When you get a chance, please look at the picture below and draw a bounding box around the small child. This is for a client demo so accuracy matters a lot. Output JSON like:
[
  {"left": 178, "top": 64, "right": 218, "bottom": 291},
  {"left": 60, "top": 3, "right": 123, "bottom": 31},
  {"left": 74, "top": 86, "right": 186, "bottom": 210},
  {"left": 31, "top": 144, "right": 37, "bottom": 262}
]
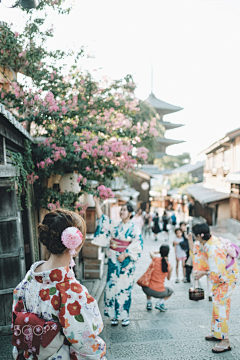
[
  {"left": 173, "top": 228, "right": 187, "bottom": 283},
  {"left": 137, "top": 245, "right": 173, "bottom": 312}
]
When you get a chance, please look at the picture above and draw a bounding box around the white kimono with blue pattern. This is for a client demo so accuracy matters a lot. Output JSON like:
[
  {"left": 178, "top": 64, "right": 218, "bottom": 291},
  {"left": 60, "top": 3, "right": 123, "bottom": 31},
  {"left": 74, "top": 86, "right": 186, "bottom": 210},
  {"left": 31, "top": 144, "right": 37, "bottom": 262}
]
[{"left": 92, "top": 215, "right": 143, "bottom": 320}]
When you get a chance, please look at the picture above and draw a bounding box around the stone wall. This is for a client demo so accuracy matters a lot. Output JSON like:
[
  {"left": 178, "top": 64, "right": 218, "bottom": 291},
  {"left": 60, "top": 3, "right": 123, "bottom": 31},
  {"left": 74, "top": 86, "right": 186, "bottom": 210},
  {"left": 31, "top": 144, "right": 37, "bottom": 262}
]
[{"left": 227, "top": 217, "right": 240, "bottom": 236}]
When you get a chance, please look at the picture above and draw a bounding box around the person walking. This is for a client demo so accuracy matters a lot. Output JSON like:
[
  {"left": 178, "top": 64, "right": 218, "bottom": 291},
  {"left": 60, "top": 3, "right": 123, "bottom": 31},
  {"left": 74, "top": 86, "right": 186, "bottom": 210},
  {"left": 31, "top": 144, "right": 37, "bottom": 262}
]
[
  {"left": 152, "top": 212, "right": 161, "bottom": 241},
  {"left": 173, "top": 228, "right": 187, "bottom": 283},
  {"left": 179, "top": 221, "right": 192, "bottom": 283},
  {"left": 170, "top": 212, "right": 177, "bottom": 228},
  {"left": 188, "top": 223, "right": 239, "bottom": 354},
  {"left": 138, "top": 245, "right": 173, "bottom": 312},
  {"left": 162, "top": 211, "right": 169, "bottom": 241},
  {"left": 143, "top": 210, "right": 152, "bottom": 237},
  {"left": 92, "top": 196, "right": 143, "bottom": 327},
  {"left": 132, "top": 208, "right": 144, "bottom": 232},
  {"left": 12, "top": 209, "right": 106, "bottom": 360}
]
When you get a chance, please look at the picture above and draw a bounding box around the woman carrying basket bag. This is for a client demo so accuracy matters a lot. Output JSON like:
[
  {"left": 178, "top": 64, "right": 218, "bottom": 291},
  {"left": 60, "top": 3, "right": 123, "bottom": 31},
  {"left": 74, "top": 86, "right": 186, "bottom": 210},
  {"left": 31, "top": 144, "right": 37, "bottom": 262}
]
[{"left": 187, "top": 223, "right": 239, "bottom": 354}]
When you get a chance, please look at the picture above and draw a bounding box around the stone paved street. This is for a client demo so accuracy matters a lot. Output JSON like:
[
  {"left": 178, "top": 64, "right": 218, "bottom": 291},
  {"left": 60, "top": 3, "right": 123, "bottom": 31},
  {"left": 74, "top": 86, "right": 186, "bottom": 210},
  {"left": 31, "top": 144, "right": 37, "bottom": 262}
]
[{"left": 99, "top": 229, "right": 240, "bottom": 360}]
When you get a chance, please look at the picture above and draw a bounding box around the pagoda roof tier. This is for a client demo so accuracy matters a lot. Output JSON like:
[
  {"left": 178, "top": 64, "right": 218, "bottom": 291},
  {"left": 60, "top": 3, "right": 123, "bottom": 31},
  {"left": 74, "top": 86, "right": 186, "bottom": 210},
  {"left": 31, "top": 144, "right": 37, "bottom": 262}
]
[
  {"left": 145, "top": 93, "right": 183, "bottom": 116},
  {"left": 159, "top": 120, "right": 184, "bottom": 130},
  {"left": 156, "top": 137, "right": 185, "bottom": 146}
]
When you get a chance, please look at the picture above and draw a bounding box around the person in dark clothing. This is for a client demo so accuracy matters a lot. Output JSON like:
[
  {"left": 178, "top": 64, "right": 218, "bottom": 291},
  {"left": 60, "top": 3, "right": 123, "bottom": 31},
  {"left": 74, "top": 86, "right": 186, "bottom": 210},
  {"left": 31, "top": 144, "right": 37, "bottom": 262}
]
[
  {"left": 179, "top": 221, "right": 192, "bottom": 282},
  {"left": 162, "top": 211, "right": 169, "bottom": 241},
  {"left": 171, "top": 213, "right": 177, "bottom": 227},
  {"left": 152, "top": 213, "right": 161, "bottom": 241}
]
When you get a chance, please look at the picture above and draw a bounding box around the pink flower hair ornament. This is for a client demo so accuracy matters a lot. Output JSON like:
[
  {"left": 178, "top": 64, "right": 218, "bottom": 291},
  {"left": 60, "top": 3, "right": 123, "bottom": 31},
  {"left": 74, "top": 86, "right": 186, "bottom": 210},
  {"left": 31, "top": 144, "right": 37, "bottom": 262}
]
[
  {"left": 201, "top": 233, "right": 204, "bottom": 237},
  {"left": 61, "top": 227, "right": 83, "bottom": 268}
]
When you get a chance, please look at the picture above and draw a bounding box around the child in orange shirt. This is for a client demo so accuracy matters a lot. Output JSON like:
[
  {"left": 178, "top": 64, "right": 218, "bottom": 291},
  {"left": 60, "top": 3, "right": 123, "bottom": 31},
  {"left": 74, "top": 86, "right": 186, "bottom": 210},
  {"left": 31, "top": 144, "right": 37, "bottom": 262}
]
[{"left": 141, "top": 245, "right": 173, "bottom": 311}]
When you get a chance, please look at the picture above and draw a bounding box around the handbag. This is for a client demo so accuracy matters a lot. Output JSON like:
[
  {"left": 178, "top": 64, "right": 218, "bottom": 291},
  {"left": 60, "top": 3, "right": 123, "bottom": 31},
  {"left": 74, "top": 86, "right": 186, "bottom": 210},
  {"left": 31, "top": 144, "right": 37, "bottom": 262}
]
[
  {"left": 179, "top": 237, "right": 189, "bottom": 251},
  {"left": 137, "top": 261, "right": 155, "bottom": 287},
  {"left": 189, "top": 279, "right": 204, "bottom": 301}
]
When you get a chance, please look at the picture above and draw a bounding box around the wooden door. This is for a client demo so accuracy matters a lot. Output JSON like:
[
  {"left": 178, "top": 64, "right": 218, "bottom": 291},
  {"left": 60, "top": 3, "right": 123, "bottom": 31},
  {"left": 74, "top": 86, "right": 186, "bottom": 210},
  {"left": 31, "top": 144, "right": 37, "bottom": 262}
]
[{"left": 0, "top": 179, "right": 26, "bottom": 334}]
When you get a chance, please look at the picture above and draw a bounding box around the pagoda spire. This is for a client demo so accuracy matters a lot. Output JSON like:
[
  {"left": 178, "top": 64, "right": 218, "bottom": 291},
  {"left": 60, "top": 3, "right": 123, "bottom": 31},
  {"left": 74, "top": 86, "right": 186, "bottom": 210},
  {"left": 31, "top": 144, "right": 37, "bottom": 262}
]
[{"left": 145, "top": 84, "right": 185, "bottom": 158}]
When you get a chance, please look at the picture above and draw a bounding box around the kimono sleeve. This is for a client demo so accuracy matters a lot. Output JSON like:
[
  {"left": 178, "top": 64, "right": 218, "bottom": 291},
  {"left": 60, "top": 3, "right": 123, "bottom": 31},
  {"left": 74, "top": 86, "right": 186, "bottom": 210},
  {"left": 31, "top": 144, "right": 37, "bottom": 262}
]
[
  {"left": 92, "top": 214, "right": 113, "bottom": 247},
  {"left": 125, "top": 223, "right": 143, "bottom": 262},
  {"left": 192, "top": 242, "right": 209, "bottom": 272},
  {"left": 205, "top": 243, "right": 229, "bottom": 284},
  {"left": 12, "top": 271, "right": 30, "bottom": 311},
  {"left": 60, "top": 282, "right": 106, "bottom": 360}
]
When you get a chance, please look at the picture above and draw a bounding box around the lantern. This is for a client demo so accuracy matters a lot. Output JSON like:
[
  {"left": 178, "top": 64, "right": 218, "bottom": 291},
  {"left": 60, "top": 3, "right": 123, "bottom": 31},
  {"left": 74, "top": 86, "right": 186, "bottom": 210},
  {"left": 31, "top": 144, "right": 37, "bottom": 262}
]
[
  {"left": 20, "top": 0, "right": 39, "bottom": 9},
  {"left": 59, "top": 173, "right": 81, "bottom": 194}
]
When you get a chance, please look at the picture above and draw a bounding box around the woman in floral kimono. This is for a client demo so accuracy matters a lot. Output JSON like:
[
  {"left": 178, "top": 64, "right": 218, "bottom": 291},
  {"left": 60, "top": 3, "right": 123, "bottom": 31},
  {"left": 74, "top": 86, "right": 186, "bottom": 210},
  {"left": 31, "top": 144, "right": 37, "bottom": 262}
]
[
  {"left": 12, "top": 209, "right": 106, "bottom": 360},
  {"left": 188, "top": 223, "right": 239, "bottom": 354},
  {"left": 92, "top": 196, "right": 143, "bottom": 327}
]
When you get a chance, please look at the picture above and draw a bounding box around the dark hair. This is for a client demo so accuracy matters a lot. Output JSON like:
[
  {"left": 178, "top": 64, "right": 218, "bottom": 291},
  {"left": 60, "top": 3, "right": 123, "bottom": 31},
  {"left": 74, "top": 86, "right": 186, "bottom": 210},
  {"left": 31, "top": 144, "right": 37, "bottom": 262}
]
[
  {"left": 155, "top": 212, "right": 159, "bottom": 216},
  {"left": 163, "top": 211, "right": 167, "bottom": 215},
  {"left": 179, "top": 221, "right": 187, "bottom": 227},
  {"left": 121, "top": 203, "right": 134, "bottom": 219},
  {"left": 38, "top": 209, "right": 86, "bottom": 255},
  {"left": 174, "top": 227, "right": 183, "bottom": 235},
  {"left": 192, "top": 223, "right": 211, "bottom": 241},
  {"left": 160, "top": 245, "right": 169, "bottom": 273}
]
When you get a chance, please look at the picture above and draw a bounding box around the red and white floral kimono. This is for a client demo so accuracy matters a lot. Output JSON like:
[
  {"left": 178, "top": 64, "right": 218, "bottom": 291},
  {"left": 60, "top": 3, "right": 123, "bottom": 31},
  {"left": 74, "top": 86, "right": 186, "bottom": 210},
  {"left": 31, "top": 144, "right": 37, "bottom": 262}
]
[{"left": 12, "top": 261, "right": 106, "bottom": 360}]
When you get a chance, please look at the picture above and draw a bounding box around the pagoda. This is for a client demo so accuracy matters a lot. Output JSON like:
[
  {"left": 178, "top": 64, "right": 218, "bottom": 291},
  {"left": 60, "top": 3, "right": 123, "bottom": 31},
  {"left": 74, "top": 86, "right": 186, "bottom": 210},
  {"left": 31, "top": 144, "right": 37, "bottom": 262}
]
[{"left": 145, "top": 92, "right": 184, "bottom": 158}]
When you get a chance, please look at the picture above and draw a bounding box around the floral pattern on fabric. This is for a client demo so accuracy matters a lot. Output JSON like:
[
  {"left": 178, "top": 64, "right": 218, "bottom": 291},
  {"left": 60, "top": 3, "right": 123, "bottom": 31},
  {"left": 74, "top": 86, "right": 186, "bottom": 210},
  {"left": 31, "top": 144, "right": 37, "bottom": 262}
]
[
  {"left": 193, "top": 236, "right": 239, "bottom": 339},
  {"left": 12, "top": 261, "right": 106, "bottom": 360},
  {"left": 92, "top": 214, "right": 143, "bottom": 319}
]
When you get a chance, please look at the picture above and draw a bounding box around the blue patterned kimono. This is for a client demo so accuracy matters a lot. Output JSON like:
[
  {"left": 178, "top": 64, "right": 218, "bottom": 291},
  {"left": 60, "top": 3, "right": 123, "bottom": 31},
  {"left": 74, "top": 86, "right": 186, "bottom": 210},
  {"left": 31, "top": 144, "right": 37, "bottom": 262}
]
[{"left": 92, "top": 215, "right": 143, "bottom": 319}]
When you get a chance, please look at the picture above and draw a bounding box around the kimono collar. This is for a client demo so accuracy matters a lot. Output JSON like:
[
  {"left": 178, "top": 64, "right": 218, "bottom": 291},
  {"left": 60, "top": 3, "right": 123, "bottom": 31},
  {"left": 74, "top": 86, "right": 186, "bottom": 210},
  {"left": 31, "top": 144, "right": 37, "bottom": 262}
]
[{"left": 30, "top": 261, "right": 75, "bottom": 284}]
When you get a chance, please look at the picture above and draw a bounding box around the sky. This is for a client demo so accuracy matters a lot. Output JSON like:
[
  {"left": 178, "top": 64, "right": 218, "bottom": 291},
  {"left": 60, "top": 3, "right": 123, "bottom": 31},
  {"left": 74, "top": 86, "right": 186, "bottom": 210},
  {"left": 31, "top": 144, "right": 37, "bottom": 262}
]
[{"left": 2, "top": 0, "right": 240, "bottom": 163}]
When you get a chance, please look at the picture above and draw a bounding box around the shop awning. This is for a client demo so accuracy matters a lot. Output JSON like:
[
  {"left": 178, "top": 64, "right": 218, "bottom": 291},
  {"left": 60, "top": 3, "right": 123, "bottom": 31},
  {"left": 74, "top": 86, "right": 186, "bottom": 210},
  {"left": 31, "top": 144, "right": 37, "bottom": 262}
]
[{"left": 187, "top": 183, "right": 230, "bottom": 205}]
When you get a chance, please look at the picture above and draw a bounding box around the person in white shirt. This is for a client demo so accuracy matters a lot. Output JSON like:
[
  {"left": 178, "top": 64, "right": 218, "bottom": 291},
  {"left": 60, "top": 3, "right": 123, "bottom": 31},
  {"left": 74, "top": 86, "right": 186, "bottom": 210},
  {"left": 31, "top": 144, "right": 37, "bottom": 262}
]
[
  {"left": 132, "top": 208, "right": 144, "bottom": 232},
  {"left": 173, "top": 228, "right": 187, "bottom": 283}
]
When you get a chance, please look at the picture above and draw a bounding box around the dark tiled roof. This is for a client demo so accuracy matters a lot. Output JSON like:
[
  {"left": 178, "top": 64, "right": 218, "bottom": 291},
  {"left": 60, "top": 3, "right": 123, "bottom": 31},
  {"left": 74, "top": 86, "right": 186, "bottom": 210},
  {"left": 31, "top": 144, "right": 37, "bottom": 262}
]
[
  {"left": 145, "top": 93, "right": 183, "bottom": 115},
  {"left": 187, "top": 183, "right": 229, "bottom": 204},
  {"left": 0, "top": 103, "right": 34, "bottom": 142}
]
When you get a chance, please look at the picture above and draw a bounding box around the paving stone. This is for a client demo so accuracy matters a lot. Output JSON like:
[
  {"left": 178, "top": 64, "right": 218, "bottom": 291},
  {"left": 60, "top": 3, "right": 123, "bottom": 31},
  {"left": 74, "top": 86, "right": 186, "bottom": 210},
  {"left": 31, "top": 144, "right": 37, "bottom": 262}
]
[
  {"left": 0, "top": 335, "right": 13, "bottom": 360},
  {"left": 107, "top": 341, "right": 164, "bottom": 359},
  {"left": 106, "top": 328, "right": 173, "bottom": 343}
]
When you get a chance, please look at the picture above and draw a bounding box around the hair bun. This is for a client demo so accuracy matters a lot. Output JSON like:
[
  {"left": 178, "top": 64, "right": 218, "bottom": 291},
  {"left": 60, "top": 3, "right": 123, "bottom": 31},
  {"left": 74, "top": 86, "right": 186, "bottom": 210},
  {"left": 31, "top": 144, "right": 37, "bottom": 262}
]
[
  {"left": 38, "top": 209, "right": 86, "bottom": 255},
  {"left": 38, "top": 223, "right": 49, "bottom": 246}
]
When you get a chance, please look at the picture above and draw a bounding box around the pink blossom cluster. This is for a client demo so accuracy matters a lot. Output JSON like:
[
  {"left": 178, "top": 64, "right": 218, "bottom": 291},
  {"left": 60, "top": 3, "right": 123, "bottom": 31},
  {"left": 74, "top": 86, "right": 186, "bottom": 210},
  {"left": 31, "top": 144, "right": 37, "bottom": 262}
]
[
  {"left": 47, "top": 201, "right": 60, "bottom": 211},
  {"left": 137, "top": 147, "right": 149, "bottom": 161},
  {"left": 124, "top": 99, "right": 140, "bottom": 112},
  {"left": 51, "top": 144, "right": 67, "bottom": 161},
  {"left": 97, "top": 185, "right": 114, "bottom": 200},
  {"left": 76, "top": 175, "right": 87, "bottom": 186},
  {"left": 74, "top": 202, "right": 89, "bottom": 215},
  {"left": 37, "top": 144, "right": 66, "bottom": 169},
  {"left": 26, "top": 172, "right": 39, "bottom": 184}
]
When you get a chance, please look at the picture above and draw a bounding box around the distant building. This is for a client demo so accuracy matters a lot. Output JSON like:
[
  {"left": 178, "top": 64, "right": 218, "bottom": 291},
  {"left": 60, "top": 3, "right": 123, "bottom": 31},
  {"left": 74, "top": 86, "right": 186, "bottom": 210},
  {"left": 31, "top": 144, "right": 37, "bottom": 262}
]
[
  {"left": 187, "top": 127, "right": 240, "bottom": 227},
  {"left": 145, "top": 93, "right": 185, "bottom": 158}
]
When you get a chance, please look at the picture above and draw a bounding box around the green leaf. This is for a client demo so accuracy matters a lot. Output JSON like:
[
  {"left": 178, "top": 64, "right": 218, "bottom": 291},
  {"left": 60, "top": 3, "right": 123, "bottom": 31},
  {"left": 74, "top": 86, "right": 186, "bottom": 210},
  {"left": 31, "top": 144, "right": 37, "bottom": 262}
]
[
  {"left": 52, "top": 314, "right": 58, "bottom": 322},
  {"left": 92, "top": 324, "right": 97, "bottom": 331},
  {"left": 61, "top": 303, "right": 65, "bottom": 308},
  {"left": 27, "top": 275, "right": 32, "bottom": 282},
  {"left": 49, "top": 287, "right": 56, "bottom": 295},
  {"left": 74, "top": 314, "right": 84, "bottom": 322}
]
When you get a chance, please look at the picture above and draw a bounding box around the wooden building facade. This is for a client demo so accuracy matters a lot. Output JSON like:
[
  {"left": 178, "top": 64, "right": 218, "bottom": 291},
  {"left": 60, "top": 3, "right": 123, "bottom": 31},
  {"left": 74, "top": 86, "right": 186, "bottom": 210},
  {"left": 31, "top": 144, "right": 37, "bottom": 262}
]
[{"left": 0, "top": 104, "right": 38, "bottom": 334}]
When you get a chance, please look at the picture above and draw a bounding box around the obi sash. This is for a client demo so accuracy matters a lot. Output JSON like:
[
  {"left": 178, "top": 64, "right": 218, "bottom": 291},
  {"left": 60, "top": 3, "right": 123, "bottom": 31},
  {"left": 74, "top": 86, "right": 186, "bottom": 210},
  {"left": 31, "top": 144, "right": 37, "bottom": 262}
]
[
  {"left": 12, "top": 300, "right": 62, "bottom": 360},
  {"left": 226, "top": 243, "right": 240, "bottom": 269},
  {"left": 110, "top": 238, "right": 131, "bottom": 252}
]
